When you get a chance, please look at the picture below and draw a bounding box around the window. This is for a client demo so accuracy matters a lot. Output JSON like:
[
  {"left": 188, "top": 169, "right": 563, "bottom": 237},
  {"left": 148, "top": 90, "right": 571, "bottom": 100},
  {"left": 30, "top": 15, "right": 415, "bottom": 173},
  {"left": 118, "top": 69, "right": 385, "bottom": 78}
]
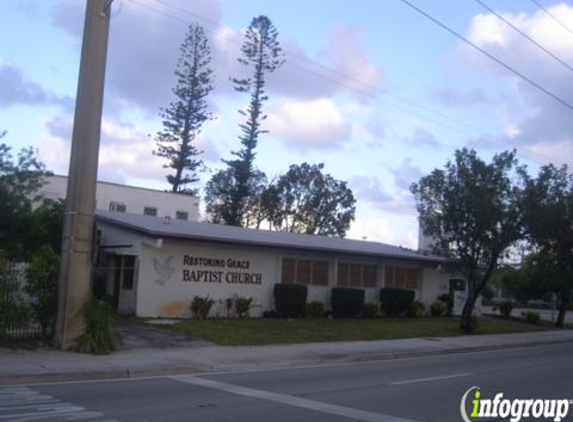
[
  {"left": 144, "top": 207, "right": 157, "bottom": 216},
  {"left": 114, "top": 255, "right": 136, "bottom": 290},
  {"left": 282, "top": 259, "right": 296, "bottom": 284},
  {"left": 281, "top": 259, "right": 329, "bottom": 286},
  {"left": 337, "top": 263, "right": 378, "bottom": 288},
  {"left": 385, "top": 266, "right": 421, "bottom": 290},
  {"left": 176, "top": 211, "right": 188, "bottom": 220},
  {"left": 109, "top": 201, "right": 126, "bottom": 213}
]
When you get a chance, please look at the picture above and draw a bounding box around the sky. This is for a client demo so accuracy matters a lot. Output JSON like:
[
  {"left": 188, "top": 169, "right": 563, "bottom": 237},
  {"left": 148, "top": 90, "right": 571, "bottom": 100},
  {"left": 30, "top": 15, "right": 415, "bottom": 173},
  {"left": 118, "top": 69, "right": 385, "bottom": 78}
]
[{"left": 1, "top": 0, "right": 572, "bottom": 249}]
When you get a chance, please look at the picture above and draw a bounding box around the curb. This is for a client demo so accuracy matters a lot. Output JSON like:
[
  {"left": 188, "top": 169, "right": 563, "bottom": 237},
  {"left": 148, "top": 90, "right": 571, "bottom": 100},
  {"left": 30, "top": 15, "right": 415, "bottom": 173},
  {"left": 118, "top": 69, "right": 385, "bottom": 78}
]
[{"left": 2, "top": 338, "right": 573, "bottom": 385}]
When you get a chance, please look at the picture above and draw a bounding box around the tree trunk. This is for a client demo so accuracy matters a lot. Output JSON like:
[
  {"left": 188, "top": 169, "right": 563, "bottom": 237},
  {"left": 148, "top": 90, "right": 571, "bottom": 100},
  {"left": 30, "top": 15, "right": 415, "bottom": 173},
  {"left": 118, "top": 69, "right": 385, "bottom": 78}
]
[
  {"left": 460, "top": 284, "right": 479, "bottom": 333},
  {"left": 555, "top": 288, "right": 570, "bottom": 328}
]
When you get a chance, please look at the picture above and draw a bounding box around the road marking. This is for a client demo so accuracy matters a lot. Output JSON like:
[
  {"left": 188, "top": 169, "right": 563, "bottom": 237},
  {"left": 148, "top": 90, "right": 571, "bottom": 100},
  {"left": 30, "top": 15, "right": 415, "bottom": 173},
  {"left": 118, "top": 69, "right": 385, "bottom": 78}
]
[
  {"left": 0, "top": 387, "right": 121, "bottom": 421},
  {"left": 390, "top": 372, "right": 471, "bottom": 385},
  {"left": 8, "top": 342, "right": 572, "bottom": 388},
  {"left": 171, "top": 375, "right": 425, "bottom": 422}
]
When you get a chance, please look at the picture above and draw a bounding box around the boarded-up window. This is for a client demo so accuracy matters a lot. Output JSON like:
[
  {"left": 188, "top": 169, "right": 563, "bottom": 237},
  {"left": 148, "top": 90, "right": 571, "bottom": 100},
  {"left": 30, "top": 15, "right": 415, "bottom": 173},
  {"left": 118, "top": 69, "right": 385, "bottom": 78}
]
[
  {"left": 297, "top": 260, "right": 311, "bottom": 285},
  {"left": 349, "top": 264, "right": 361, "bottom": 287},
  {"left": 363, "top": 265, "right": 377, "bottom": 288},
  {"left": 385, "top": 266, "right": 421, "bottom": 290},
  {"left": 282, "top": 259, "right": 295, "bottom": 284},
  {"left": 312, "top": 261, "right": 329, "bottom": 286},
  {"left": 283, "top": 259, "right": 329, "bottom": 286},
  {"left": 337, "top": 263, "right": 349, "bottom": 287},
  {"left": 338, "top": 262, "right": 378, "bottom": 288}
]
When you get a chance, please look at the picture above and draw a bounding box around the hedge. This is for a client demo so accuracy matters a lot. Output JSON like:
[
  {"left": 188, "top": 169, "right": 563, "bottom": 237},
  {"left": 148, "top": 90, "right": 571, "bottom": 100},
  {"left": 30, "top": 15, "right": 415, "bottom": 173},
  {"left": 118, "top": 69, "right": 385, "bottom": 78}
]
[
  {"left": 379, "top": 288, "right": 415, "bottom": 317},
  {"left": 274, "top": 284, "right": 307, "bottom": 317},
  {"left": 331, "top": 288, "right": 365, "bottom": 318}
]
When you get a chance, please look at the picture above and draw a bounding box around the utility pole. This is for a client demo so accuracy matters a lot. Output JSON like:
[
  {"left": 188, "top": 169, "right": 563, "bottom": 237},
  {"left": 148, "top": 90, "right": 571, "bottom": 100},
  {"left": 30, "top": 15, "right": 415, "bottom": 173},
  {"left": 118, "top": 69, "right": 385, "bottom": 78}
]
[{"left": 55, "top": 0, "right": 113, "bottom": 350}]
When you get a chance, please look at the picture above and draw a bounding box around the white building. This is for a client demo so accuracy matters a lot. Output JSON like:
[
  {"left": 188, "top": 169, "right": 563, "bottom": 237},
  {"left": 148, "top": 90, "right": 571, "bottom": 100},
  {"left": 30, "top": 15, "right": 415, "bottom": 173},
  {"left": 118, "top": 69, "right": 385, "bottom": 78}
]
[
  {"left": 95, "top": 211, "right": 466, "bottom": 318},
  {"left": 39, "top": 175, "right": 200, "bottom": 222}
]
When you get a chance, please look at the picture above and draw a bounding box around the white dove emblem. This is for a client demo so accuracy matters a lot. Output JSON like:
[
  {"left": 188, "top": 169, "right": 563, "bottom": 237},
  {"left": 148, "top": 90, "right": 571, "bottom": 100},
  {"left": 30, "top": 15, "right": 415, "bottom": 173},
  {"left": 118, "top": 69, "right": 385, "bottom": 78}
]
[{"left": 153, "top": 256, "right": 175, "bottom": 286}]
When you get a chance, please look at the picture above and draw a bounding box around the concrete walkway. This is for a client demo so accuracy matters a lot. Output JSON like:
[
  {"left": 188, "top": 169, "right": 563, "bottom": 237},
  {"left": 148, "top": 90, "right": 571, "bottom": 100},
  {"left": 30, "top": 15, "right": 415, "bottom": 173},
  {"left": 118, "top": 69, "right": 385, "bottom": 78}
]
[{"left": 2, "top": 329, "right": 573, "bottom": 384}]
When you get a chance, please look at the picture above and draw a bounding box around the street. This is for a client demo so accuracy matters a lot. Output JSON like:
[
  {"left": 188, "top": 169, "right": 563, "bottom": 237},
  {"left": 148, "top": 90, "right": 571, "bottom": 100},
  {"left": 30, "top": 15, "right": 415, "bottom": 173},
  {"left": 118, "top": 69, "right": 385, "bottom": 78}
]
[{"left": 2, "top": 342, "right": 573, "bottom": 422}]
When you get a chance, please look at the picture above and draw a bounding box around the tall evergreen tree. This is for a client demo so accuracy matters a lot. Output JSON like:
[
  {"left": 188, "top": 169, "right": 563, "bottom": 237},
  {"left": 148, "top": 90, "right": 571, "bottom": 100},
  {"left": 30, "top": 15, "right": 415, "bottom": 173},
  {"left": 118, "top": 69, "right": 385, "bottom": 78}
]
[
  {"left": 221, "top": 15, "right": 284, "bottom": 226},
  {"left": 155, "top": 24, "right": 214, "bottom": 195}
]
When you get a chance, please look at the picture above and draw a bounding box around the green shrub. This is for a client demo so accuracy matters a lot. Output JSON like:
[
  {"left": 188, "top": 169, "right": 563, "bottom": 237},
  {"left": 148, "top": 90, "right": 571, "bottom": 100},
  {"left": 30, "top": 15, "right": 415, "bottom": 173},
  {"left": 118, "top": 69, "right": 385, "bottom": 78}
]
[
  {"left": 379, "top": 288, "right": 415, "bottom": 317},
  {"left": 331, "top": 288, "right": 365, "bottom": 318},
  {"left": 499, "top": 301, "right": 514, "bottom": 319},
  {"left": 306, "top": 301, "right": 325, "bottom": 318},
  {"left": 430, "top": 300, "right": 448, "bottom": 317},
  {"left": 190, "top": 296, "right": 214, "bottom": 319},
  {"left": 24, "top": 245, "right": 59, "bottom": 341},
  {"left": 524, "top": 310, "right": 540, "bottom": 324},
  {"left": 73, "top": 298, "right": 119, "bottom": 354},
  {"left": 361, "top": 302, "right": 380, "bottom": 318},
  {"left": 437, "top": 293, "right": 453, "bottom": 316},
  {"left": 274, "top": 284, "right": 308, "bottom": 317},
  {"left": 407, "top": 300, "right": 426, "bottom": 318},
  {"left": 232, "top": 296, "right": 254, "bottom": 318}
]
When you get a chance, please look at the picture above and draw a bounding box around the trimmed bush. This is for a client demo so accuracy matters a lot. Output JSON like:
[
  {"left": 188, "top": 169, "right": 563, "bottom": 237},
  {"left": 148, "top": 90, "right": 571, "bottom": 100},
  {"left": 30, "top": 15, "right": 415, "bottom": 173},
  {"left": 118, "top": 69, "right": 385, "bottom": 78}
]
[
  {"left": 361, "top": 302, "right": 380, "bottom": 318},
  {"left": 306, "top": 301, "right": 325, "bottom": 318},
  {"left": 430, "top": 300, "right": 448, "bottom": 317},
  {"left": 190, "top": 296, "right": 214, "bottom": 319},
  {"left": 524, "top": 310, "right": 540, "bottom": 325},
  {"left": 499, "top": 301, "right": 514, "bottom": 319},
  {"left": 331, "top": 288, "right": 365, "bottom": 318},
  {"left": 437, "top": 293, "right": 453, "bottom": 316},
  {"left": 379, "top": 288, "right": 415, "bottom": 317},
  {"left": 232, "top": 296, "right": 254, "bottom": 318},
  {"left": 407, "top": 300, "right": 426, "bottom": 318},
  {"left": 274, "top": 284, "right": 307, "bottom": 317}
]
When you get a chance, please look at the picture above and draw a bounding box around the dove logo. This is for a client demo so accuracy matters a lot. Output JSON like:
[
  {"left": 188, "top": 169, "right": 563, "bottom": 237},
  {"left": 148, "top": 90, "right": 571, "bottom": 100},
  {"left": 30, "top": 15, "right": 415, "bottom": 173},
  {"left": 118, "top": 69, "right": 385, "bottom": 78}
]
[{"left": 153, "top": 256, "right": 175, "bottom": 286}]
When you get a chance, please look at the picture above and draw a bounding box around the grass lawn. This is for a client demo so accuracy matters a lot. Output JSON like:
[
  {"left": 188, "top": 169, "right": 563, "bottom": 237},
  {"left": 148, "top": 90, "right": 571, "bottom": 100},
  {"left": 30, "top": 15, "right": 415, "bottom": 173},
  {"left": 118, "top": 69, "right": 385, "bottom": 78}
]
[{"left": 164, "top": 316, "right": 545, "bottom": 346}]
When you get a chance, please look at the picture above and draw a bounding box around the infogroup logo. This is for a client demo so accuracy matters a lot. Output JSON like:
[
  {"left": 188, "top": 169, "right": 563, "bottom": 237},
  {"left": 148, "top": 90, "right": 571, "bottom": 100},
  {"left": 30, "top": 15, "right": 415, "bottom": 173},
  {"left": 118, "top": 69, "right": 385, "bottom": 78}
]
[{"left": 460, "top": 386, "right": 572, "bottom": 422}]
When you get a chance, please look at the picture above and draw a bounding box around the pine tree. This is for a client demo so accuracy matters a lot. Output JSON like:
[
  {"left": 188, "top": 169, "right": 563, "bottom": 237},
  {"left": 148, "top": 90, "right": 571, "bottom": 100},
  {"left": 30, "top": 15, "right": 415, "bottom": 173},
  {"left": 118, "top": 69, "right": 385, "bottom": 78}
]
[
  {"left": 223, "top": 15, "right": 284, "bottom": 225},
  {"left": 155, "top": 24, "right": 214, "bottom": 195}
]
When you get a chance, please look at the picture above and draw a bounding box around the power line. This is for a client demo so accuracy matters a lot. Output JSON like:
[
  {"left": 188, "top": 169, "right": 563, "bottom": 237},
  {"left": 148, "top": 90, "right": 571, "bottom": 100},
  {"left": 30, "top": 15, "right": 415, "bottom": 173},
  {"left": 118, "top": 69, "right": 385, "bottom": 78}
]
[
  {"left": 284, "top": 60, "right": 473, "bottom": 137},
  {"left": 123, "top": 0, "right": 485, "bottom": 136},
  {"left": 472, "top": 0, "right": 573, "bottom": 75},
  {"left": 528, "top": 0, "right": 573, "bottom": 37},
  {"left": 396, "top": 0, "right": 573, "bottom": 111}
]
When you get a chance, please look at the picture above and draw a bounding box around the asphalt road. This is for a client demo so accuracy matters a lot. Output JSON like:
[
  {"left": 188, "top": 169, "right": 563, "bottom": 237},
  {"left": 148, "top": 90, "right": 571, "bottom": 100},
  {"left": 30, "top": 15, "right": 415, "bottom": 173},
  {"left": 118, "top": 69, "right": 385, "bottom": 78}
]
[{"left": 2, "top": 343, "right": 573, "bottom": 422}]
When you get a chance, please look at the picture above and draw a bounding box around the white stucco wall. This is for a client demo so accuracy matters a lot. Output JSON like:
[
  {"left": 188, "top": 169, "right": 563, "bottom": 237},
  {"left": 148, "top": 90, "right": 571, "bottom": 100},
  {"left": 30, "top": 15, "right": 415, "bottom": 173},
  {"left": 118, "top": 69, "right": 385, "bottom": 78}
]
[
  {"left": 421, "top": 267, "right": 450, "bottom": 305},
  {"left": 39, "top": 175, "right": 200, "bottom": 221},
  {"left": 96, "top": 222, "right": 458, "bottom": 318},
  {"left": 137, "top": 240, "right": 281, "bottom": 318}
]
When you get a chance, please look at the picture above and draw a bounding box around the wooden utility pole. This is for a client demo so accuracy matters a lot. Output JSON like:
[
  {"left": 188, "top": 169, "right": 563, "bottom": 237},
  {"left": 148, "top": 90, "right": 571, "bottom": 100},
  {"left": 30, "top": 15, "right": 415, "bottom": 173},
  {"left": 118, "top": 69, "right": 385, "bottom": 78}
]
[{"left": 55, "top": 0, "right": 113, "bottom": 350}]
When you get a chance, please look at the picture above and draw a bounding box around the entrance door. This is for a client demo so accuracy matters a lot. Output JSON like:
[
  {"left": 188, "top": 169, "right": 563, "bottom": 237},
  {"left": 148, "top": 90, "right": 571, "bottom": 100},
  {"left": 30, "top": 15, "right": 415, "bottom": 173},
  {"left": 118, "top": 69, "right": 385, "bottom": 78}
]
[{"left": 112, "top": 255, "right": 138, "bottom": 315}]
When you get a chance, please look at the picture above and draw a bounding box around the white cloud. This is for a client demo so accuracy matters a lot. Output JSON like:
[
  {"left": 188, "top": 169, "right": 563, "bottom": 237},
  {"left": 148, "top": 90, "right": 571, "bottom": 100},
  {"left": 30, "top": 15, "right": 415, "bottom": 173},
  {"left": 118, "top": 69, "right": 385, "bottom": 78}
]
[
  {"left": 349, "top": 175, "right": 416, "bottom": 215},
  {"left": 38, "top": 113, "right": 219, "bottom": 185},
  {"left": 347, "top": 216, "right": 395, "bottom": 245},
  {"left": 460, "top": 4, "right": 573, "bottom": 166},
  {"left": 266, "top": 98, "right": 351, "bottom": 149}
]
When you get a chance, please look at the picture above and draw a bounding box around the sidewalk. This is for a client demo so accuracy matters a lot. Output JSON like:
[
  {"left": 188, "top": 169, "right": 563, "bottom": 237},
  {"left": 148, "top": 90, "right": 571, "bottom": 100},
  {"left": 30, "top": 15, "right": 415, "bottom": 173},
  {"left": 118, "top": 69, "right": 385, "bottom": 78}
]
[{"left": 2, "top": 330, "right": 573, "bottom": 384}]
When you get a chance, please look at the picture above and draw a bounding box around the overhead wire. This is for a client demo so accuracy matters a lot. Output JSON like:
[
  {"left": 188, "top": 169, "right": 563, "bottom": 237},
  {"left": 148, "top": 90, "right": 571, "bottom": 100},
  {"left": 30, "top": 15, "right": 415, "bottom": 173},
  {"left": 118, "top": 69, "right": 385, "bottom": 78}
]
[
  {"left": 122, "top": 0, "right": 485, "bottom": 137},
  {"left": 396, "top": 0, "right": 573, "bottom": 111},
  {"left": 528, "top": 0, "right": 573, "bottom": 37},
  {"left": 472, "top": 0, "right": 573, "bottom": 75}
]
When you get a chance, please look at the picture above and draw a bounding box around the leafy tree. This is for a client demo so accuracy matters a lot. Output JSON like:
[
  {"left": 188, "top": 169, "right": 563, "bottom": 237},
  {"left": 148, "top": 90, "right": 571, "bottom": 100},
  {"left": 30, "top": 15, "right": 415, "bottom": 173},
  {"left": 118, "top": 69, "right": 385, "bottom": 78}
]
[
  {"left": 154, "top": 24, "right": 214, "bottom": 195},
  {"left": 222, "top": 15, "right": 285, "bottom": 226},
  {"left": 266, "top": 163, "right": 356, "bottom": 237},
  {"left": 410, "top": 148, "right": 523, "bottom": 332},
  {"left": 522, "top": 164, "right": 572, "bottom": 327},
  {"left": 0, "top": 136, "right": 51, "bottom": 259},
  {"left": 204, "top": 167, "right": 268, "bottom": 226}
]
